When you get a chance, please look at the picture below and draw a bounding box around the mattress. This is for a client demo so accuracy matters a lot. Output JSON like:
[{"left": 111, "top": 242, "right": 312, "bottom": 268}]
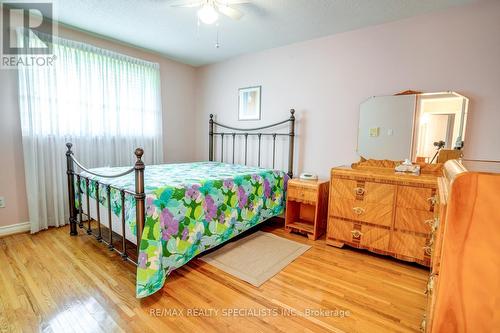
[{"left": 76, "top": 161, "right": 288, "bottom": 297}]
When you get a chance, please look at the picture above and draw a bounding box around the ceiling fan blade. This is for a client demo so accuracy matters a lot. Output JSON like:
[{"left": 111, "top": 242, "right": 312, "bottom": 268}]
[
  {"left": 170, "top": 1, "right": 201, "bottom": 8},
  {"left": 217, "top": 4, "right": 243, "bottom": 20},
  {"left": 219, "top": 1, "right": 251, "bottom": 4}
]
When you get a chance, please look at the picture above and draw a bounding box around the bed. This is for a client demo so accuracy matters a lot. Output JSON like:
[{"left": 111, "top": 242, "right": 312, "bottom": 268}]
[{"left": 66, "top": 110, "right": 296, "bottom": 297}]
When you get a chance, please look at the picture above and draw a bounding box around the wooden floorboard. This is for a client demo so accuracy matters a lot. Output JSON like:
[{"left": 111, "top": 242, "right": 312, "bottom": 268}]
[{"left": 0, "top": 220, "right": 428, "bottom": 333}]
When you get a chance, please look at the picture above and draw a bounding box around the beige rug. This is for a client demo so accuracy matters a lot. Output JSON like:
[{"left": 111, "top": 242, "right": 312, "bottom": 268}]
[{"left": 199, "top": 231, "right": 311, "bottom": 287}]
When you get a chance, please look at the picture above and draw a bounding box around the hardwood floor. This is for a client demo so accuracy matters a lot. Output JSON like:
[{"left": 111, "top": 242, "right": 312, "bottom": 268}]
[{"left": 0, "top": 220, "right": 428, "bottom": 333}]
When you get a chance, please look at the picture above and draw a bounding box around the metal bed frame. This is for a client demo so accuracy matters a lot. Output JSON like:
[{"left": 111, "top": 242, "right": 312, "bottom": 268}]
[{"left": 66, "top": 109, "right": 296, "bottom": 264}]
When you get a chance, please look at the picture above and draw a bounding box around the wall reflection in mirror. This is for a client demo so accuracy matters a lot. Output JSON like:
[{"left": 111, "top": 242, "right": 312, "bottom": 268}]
[{"left": 357, "top": 91, "right": 469, "bottom": 163}]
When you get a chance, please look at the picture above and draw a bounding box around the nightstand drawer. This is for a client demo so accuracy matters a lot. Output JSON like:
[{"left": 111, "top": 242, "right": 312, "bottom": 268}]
[
  {"left": 287, "top": 185, "right": 317, "bottom": 203},
  {"left": 331, "top": 197, "right": 393, "bottom": 227},
  {"left": 330, "top": 178, "right": 395, "bottom": 205}
]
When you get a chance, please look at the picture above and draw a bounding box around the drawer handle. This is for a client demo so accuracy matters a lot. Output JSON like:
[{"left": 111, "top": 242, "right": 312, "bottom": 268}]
[
  {"left": 352, "top": 207, "right": 365, "bottom": 215},
  {"left": 423, "top": 245, "right": 432, "bottom": 256},
  {"left": 420, "top": 316, "right": 427, "bottom": 332},
  {"left": 427, "top": 196, "right": 437, "bottom": 206},
  {"left": 424, "top": 218, "right": 439, "bottom": 232},
  {"left": 351, "top": 230, "right": 363, "bottom": 239},
  {"left": 354, "top": 187, "right": 365, "bottom": 195},
  {"left": 424, "top": 219, "right": 434, "bottom": 226},
  {"left": 425, "top": 274, "right": 435, "bottom": 295}
]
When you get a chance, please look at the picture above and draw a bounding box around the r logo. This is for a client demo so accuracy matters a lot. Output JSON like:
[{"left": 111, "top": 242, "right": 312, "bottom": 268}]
[{"left": 1, "top": 2, "right": 53, "bottom": 55}]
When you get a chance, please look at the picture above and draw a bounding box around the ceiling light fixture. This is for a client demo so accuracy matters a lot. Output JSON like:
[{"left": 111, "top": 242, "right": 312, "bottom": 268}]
[{"left": 198, "top": 3, "right": 219, "bottom": 24}]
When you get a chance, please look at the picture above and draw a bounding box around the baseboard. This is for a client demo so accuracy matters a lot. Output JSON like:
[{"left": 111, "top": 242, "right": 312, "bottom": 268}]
[{"left": 0, "top": 222, "right": 30, "bottom": 237}]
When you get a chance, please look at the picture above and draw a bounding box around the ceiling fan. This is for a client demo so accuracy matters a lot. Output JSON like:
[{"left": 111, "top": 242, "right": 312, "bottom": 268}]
[{"left": 170, "top": 0, "right": 250, "bottom": 25}]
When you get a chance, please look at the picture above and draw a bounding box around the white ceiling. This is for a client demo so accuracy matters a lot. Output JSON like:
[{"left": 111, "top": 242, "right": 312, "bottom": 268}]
[{"left": 44, "top": 0, "right": 477, "bottom": 66}]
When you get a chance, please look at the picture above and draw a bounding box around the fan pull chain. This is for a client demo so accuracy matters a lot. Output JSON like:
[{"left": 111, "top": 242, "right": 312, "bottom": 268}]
[{"left": 215, "top": 22, "right": 220, "bottom": 48}]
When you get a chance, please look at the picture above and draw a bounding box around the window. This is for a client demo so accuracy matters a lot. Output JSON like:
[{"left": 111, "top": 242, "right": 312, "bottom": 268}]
[
  {"left": 17, "top": 30, "right": 163, "bottom": 232},
  {"left": 18, "top": 31, "right": 163, "bottom": 139}
]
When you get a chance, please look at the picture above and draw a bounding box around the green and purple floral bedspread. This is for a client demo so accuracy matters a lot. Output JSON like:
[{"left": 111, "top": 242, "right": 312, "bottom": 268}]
[{"left": 76, "top": 162, "right": 288, "bottom": 297}]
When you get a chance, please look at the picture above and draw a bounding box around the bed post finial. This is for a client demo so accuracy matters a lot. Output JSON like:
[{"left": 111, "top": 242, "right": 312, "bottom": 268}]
[
  {"left": 134, "top": 148, "right": 145, "bottom": 257},
  {"left": 287, "top": 109, "right": 296, "bottom": 179},
  {"left": 135, "top": 148, "right": 144, "bottom": 162},
  {"left": 209, "top": 114, "right": 214, "bottom": 161},
  {"left": 66, "top": 142, "right": 78, "bottom": 236}
]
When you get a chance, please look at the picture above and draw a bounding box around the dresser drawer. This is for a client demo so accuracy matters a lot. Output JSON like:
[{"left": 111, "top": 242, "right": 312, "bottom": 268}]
[
  {"left": 395, "top": 207, "right": 434, "bottom": 234},
  {"left": 328, "top": 218, "right": 390, "bottom": 252},
  {"left": 330, "top": 178, "right": 395, "bottom": 205},
  {"left": 389, "top": 231, "right": 431, "bottom": 262},
  {"left": 397, "top": 186, "right": 436, "bottom": 211},
  {"left": 331, "top": 197, "right": 393, "bottom": 227},
  {"left": 330, "top": 178, "right": 357, "bottom": 200},
  {"left": 287, "top": 184, "right": 317, "bottom": 204}
]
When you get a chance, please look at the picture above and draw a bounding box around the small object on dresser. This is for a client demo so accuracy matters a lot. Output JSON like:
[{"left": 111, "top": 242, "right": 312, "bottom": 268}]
[
  {"left": 395, "top": 159, "right": 420, "bottom": 175},
  {"left": 285, "top": 178, "right": 329, "bottom": 240},
  {"left": 299, "top": 172, "right": 318, "bottom": 181}
]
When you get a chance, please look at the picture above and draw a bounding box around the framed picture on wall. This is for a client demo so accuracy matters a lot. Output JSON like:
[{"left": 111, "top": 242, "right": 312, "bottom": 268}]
[{"left": 238, "top": 86, "right": 261, "bottom": 120}]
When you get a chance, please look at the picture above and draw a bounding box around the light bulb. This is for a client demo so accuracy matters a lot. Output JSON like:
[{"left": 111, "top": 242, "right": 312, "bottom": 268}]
[{"left": 198, "top": 4, "right": 219, "bottom": 24}]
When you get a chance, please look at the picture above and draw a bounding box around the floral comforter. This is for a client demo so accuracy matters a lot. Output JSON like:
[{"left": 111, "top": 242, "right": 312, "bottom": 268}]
[{"left": 77, "top": 162, "right": 288, "bottom": 297}]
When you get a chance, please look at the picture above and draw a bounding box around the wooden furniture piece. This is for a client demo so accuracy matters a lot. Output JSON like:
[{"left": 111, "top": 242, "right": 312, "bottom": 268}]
[
  {"left": 285, "top": 179, "right": 329, "bottom": 240},
  {"left": 421, "top": 159, "right": 500, "bottom": 332},
  {"left": 436, "top": 149, "right": 462, "bottom": 163},
  {"left": 327, "top": 165, "right": 439, "bottom": 266}
]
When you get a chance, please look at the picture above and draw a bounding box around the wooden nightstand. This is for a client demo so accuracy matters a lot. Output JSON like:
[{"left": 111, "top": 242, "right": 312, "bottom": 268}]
[{"left": 285, "top": 178, "right": 329, "bottom": 240}]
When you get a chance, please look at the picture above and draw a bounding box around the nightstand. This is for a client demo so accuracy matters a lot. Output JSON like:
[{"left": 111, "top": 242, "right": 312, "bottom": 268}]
[{"left": 285, "top": 178, "right": 329, "bottom": 240}]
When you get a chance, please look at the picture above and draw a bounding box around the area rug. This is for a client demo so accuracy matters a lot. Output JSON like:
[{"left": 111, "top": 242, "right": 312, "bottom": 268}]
[{"left": 199, "top": 231, "right": 311, "bottom": 287}]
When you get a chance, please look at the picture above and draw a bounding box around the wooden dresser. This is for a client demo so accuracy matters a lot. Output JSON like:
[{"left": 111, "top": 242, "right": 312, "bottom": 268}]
[
  {"left": 327, "top": 166, "right": 438, "bottom": 266},
  {"left": 422, "top": 159, "right": 500, "bottom": 332}
]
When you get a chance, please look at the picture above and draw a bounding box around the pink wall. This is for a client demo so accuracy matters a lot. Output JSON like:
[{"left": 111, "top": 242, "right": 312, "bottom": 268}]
[
  {"left": 195, "top": 0, "right": 500, "bottom": 178},
  {"left": 0, "top": 69, "right": 28, "bottom": 227},
  {"left": 0, "top": 23, "right": 197, "bottom": 227}
]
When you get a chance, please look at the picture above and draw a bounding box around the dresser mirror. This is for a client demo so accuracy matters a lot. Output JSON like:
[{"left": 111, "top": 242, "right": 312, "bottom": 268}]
[{"left": 357, "top": 91, "right": 469, "bottom": 162}]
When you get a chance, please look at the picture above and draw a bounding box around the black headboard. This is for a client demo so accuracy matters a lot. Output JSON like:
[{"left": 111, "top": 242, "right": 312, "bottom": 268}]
[{"left": 208, "top": 109, "right": 296, "bottom": 178}]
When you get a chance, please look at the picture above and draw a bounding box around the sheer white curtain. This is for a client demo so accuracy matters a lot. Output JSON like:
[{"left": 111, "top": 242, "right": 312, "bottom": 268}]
[{"left": 17, "top": 32, "right": 163, "bottom": 233}]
